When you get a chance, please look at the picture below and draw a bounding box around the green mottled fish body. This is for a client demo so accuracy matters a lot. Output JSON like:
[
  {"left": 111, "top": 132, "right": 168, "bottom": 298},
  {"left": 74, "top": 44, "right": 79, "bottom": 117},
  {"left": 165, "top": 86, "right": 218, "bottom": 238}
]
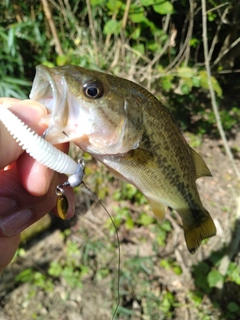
[{"left": 30, "top": 65, "right": 216, "bottom": 253}]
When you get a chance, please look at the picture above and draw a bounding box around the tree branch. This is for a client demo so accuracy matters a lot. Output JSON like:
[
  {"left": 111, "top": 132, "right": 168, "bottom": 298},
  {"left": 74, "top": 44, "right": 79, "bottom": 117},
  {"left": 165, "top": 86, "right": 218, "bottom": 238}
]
[{"left": 212, "top": 36, "right": 240, "bottom": 67}]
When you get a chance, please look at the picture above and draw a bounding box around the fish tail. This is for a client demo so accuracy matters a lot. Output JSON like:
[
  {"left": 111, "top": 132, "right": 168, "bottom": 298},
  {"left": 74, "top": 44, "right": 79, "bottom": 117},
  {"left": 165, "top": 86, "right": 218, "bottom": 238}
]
[{"left": 184, "top": 211, "right": 216, "bottom": 254}]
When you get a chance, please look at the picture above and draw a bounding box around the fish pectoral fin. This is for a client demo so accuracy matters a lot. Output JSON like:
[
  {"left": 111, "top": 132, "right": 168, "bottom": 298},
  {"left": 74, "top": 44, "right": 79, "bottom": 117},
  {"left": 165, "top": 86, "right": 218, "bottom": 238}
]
[
  {"left": 184, "top": 213, "right": 217, "bottom": 254},
  {"left": 147, "top": 197, "right": 168, "bottom": 223},
  {"left": 190, "top": 147, "right": 212, "bottom": 179}
]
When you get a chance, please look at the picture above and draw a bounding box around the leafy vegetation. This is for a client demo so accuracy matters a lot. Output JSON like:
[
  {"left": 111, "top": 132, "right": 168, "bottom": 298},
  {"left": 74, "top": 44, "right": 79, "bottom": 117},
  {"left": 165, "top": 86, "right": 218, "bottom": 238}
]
[
  {"left": 1, "top": 0, "right": 240, "bottom": 319},
  {"left": 1, "top": 0, "right": 240, "bottom": 134}
]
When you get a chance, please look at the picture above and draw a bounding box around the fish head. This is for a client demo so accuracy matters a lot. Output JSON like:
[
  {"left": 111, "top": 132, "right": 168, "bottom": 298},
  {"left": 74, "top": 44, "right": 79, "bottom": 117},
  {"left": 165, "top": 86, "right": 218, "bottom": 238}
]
[{"left": 30, "top": 65, "right": 142, "bottom": 155}]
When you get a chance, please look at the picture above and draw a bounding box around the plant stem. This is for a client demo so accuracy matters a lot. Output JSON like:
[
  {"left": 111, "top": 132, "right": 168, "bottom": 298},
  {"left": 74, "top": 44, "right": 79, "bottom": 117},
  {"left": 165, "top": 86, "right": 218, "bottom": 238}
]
[
  {"left": 121, "top": 0, "right": 131, "bottom": 31},
  {"left": 86, "top": 0, "right": 99, "bottom": 65},
  {"left": 201, "top": 0, "right": 240, "bottom": 179},
  {"left": 41, "top": 0, "right": 64, "bottom": 56}
]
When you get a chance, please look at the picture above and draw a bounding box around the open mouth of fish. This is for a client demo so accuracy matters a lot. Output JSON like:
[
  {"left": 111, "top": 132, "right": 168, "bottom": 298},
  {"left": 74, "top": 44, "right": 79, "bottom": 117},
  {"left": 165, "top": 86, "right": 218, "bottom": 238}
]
[
  {"left": 29, "top": 65, "right": 140, "bottom": 155},
  {"left": 29, "top": 65, "right": 81, "bottom": 145}
]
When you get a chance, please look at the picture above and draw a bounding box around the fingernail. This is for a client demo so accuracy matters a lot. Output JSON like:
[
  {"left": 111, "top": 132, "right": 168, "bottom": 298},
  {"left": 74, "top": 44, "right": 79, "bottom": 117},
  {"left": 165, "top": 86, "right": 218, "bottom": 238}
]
[
  {"left": 0, "top": 197, "right": 17, "bottom": 214},
  {"left": 0, "top": 209, "right": 33, "bottom": 236}
]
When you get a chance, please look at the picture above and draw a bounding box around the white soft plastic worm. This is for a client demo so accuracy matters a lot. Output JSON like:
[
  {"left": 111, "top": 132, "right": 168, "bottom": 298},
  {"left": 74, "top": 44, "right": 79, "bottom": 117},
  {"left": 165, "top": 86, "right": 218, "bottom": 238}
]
[{"left": 0, "top": 106, "right": 78, "bottom": 175}]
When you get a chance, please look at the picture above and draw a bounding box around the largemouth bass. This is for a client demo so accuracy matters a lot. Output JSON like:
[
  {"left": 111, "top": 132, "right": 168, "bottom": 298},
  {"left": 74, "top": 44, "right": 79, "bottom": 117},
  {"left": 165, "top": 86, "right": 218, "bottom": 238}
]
[{"left": 30, "top": 65, "right": 216, "bottom": 254}]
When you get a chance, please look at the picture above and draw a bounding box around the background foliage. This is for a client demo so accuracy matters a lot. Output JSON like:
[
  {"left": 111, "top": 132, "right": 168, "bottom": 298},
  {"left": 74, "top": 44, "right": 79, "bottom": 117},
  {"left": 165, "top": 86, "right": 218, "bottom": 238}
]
[
  {"left": 1, "top": 0, "right": 240, "bottom": 134},
  {"left": 1, "top": 1, "right": 240, "bottom": 319}
]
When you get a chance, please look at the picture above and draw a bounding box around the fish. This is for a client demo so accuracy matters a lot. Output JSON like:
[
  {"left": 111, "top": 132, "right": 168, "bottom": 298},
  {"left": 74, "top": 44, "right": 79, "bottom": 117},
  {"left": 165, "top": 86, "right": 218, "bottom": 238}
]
[{"left": 30, "top": 65, "right": 217, "bottom": 254}]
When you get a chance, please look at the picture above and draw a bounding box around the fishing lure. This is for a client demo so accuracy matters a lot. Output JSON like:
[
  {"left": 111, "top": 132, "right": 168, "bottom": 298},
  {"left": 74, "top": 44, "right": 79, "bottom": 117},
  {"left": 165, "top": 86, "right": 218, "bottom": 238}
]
[
  {"left": 0, "top": 106, "right": 83, "bottom": 219},
  {"left": 56, "top": 159, "right": 85, "bottom": 219}
]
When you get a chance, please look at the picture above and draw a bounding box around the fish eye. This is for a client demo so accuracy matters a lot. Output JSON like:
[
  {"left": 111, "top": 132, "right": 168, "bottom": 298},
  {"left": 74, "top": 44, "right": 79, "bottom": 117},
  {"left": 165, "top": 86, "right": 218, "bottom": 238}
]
[{"left": 83, "top": 81, "right": 103, "bottom": 99}]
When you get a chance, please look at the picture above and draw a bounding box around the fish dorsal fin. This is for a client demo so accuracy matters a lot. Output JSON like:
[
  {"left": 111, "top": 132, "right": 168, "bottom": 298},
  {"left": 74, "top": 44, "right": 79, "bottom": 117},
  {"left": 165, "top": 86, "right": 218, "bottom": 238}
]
[{"left": 190, "top": 147, "right": 212, "bottom": 179}]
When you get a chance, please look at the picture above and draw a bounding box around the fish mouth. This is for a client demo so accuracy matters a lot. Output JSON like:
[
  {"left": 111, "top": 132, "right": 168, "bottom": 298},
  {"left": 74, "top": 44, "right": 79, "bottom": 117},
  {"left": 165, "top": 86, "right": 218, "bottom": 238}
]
[{"left": 29, "top": 65, "right": 71, "bottom": 143}]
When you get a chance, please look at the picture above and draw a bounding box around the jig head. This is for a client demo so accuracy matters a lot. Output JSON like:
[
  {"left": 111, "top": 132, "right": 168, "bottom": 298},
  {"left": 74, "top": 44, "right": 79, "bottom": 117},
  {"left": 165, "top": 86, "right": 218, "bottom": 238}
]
[{"left": 55, "top": 159, "right": 85, "bottom": 219}]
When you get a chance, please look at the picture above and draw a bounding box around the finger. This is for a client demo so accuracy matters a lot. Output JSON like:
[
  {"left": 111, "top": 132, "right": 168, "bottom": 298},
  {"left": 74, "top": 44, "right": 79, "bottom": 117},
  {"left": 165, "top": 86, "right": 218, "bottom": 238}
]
[
  {"left": 0, "top": 98, "right": 47, "bottom": 130},
  {"left": 17, "top": 142, "right": 70, "bottom": 196},
  {"left": 0, "top": 234, "right": 20, "bottom": 269},
  {"left": 0, "top": 165, "right": 75, "bottom": 238},
  {"left": 0, "top": 99, "right": 47, "bottom": 169},
  {"left": 0, "top": 97, "right": 21, "bottom": 106},
  {"left": 0, "top": 98, "right": 70, "bottom": 196}
]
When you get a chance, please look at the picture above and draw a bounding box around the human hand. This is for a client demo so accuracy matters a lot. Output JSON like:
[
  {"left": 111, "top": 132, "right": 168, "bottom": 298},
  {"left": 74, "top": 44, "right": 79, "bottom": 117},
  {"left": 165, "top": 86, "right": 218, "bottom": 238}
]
[{"left": 0, "top": 98, "right": 75, "bottom": 269}]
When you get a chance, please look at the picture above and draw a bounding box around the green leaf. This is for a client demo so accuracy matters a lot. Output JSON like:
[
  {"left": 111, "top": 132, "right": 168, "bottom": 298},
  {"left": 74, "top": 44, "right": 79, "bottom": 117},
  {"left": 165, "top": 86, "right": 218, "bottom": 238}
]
[
  {"left": 140, "top": 0, "right": 154, "bottom": 5},
  {"left": 199, "top": 70, "right": 208, "bottom": 87},
  {"left": 56, "top": 55, "right": 68, "bottom": 66},
  {"left": 207, "top": 12, "right": 217, "bottom": 22},
  {"left": 132, "top": 43, "right": 145, "bottom": 55},
  {"left": 173, "top": 265, "right": 182, "bottom": 275},
  {"left": 161, "top": 220, "right": 172, "bottom": 232},
  {"left": 182, "top": 77, "right": 193, "bottom": 87},
  {"left": 181, "top": 83, "right": 191, "bottom": 94},
  {"left": 8, "top": 27, "right": 15, "bottom": 55},
  {"left": 207, "top": 269, "right": 224, "bottom": 288},
  {"left": 130, "top": 27, "right": 141, "bottom": 40},
  {"left": 160, "top": 259, "right": 171, "bottom": 269},
  {"left": 129, "top": 13, "right": 148, "bottom": 23},
  {"left": 192, "top": 76, "right": 201, "bottom": 87},
  {"left": 103, "top": 20, "right": 121, "bottom": 35},
  {"left": 199, "top": 70, "right": 222, "bottom": 97},
  {"left": 189, "top": 37, "right": 199, "bottom": 48},
  {"left": 42, "top": 60, "right": 55, "bottom": 68},
  {"left": 211, "top": 76, "right": 222, "bottom": 97},
  {"left": 177, "top": 67, "right": 194, "bottom": 78},
  {"left": 147, "top": 42, "right": 159, "bottom": 52},
  {"left": 153, "top": 1, "right": 173, "bottom": 14},
  {"left": 15, "top": 268, "right": 34, "bottom": 282},
  {"left": 138, "top": 212, "right": 154, "bottom": 226},
  {"left": 157, "top": 230, "right": 167, "bottom": 246},
  {"left": 125, "top": 216, "right": 134, "bottom": 229},
  {"left": 116, "top": 306, "right": 135, "bottom": 315},
  {"left": 227, "top": 302, "right": 240, "bottom": 313},
  {"left": 106, "top": 0, "right": 123, "bottom": 11},
  {"left": 161, "top": 75, "right": 173, "bottom": 91},
  {"left": 90, "top": 0, "right": 106, "bottom": 6},
  {"left": 48, "top": 262, "right": 62, "bottom": 277},
  {"left": 227, "top": 262, "right": 240, "bottom": 284},
  {"left": 80, "top": 265, "right": 90, "bottom": 276},
  {"left": 3, "top": 76, "right": 31, "bottom": 86},
  {"left": 188, "top": 291, "right": 203, "bottom": 306}
]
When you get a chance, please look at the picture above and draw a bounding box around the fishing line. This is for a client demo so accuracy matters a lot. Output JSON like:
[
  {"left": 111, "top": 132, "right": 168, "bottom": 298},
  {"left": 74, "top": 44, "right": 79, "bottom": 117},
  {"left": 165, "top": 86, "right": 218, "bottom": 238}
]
[
  {"left": 56, "top": 158, "right": 121, "bottom": 318},
  {"left": 82, "top": 181, "right": 121, "bottom": 320}
]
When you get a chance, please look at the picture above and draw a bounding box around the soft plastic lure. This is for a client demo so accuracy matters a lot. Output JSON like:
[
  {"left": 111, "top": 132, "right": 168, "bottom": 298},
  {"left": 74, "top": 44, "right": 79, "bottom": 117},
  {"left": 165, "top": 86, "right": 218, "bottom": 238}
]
[{"left": 0, "top": 106, "right": 84, "bottom": 219}]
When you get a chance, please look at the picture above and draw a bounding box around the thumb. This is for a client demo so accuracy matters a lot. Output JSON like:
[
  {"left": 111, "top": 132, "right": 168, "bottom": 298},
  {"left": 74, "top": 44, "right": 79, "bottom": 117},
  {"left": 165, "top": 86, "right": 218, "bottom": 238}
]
[{"left": 0, "top": 99, "right": 48, "bottom": 169}]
